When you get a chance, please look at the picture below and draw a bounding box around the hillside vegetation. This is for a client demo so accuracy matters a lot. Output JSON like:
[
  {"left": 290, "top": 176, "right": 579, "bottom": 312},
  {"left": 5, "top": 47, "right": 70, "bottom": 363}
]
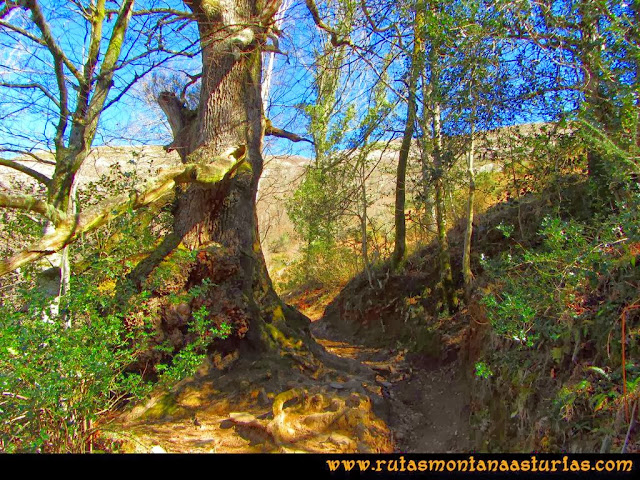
[
  {"left": 324, "top": 172, "right": 639, "bottom": 452},
  {"left": 0, "top": 0, "right": 638, "bottom": 455},
  {"left": 2, "top": 120, "right": 639, "bottom": 453}
]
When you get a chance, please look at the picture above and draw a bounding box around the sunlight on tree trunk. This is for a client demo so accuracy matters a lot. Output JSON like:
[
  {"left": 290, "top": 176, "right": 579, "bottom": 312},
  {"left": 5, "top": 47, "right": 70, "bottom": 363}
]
[
  {"left": 423, "top": 28, "right": 457, "bottom": 312},
  {"left": 391, "top": 6, "right": 423, "bottom": 270},
  {"left": 145, "top": 0, "right": 309, "bottom": 353},
  {"left": 359, "top": 158, "right": 373, "bottom": 286},
  {"left": 462, "top": 120, "right": 475, "bottom": 303}
]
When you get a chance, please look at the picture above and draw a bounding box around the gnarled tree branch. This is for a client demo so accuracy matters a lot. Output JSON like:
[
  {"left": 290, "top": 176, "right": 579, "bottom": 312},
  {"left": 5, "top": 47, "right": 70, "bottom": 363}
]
[
  {"left": 305, "top": 0, "right": 352, "bottom": 47},
  {"left": 158, "top": 91, "right": 198, "bottom": 161},
  {"left": 0, "top": 192, "right": 64, "bottom": 224},
  {"left": 265, "top": 119, "right": 313, "bottom": 144},
  {"left": 0, "top": 158, "right": 51, "bottom": 186},
  {"left": 0, "top": 152, "right": 246, "bottom": 277}
]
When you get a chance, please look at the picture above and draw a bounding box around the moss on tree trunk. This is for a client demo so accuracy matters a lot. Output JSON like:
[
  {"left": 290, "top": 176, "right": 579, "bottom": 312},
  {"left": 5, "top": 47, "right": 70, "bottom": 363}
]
[{"left": 126, "top": 0, "right": 312, "bottom": 359}]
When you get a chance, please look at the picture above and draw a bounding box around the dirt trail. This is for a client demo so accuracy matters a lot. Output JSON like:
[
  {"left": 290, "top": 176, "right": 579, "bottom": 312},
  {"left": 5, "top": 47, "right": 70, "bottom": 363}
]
[
  {"left": 107, "top": 292, "right": 471, "bottom": 453},
  {"left": 310, "top": 315, "right": 471, "bottom": 453}
]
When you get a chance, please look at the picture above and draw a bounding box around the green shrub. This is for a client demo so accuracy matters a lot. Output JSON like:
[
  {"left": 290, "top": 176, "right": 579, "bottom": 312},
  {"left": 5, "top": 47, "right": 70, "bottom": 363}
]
[
  {"left": 0, "top": 164, "right": 231, "bottom": 451},
  {"left": 0, "top": 281, "right": 149, "bottom": 452},
  {"left": 474, "top": 186, "right": 640, "bottom": 449},
  {"left": 282, "top": 239, "right": 359, "bottom": 290}
]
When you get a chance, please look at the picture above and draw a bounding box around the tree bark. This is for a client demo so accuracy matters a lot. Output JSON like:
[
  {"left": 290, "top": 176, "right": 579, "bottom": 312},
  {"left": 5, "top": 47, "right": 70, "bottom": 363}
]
[
  {"left": 423, "top": 32, "right": 457, "bottom": 313},
  {"left": 391, "top": 10, "right": 423, "bottom": 270},
  {"left": 462, "top": 123, "right": 475, "bottom": 303},
  {"left": 360, "top": 158, "right": 373, "bottom": 287},
  {"left": 431, "top": 101, "right": 457, "bottom": 313},
  {"left": 144, "top": 0, "right": 309, "bottom": 354}
]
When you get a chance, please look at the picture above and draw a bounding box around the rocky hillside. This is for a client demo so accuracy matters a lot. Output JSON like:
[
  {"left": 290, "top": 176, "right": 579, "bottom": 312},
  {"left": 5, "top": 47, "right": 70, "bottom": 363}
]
[{"left": 1, "top": 121, "right": 561, "bottom": 282}]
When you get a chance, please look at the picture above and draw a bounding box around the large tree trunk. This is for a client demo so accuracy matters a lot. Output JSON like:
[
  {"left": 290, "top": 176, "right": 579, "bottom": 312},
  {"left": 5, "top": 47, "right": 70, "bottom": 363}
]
[{"left": 144, "top": 0, "right": 309, "bottom": 355}]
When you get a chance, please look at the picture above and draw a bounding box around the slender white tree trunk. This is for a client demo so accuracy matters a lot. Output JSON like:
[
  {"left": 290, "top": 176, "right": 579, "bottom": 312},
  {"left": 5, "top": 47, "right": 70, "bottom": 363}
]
[
  {"left": 262, "top": 0, "right": 291, "bottom": 111},
  {"left": 360, "top": 159, "right": 373, "bottom": 286},
  {"left": 463, "top": 122, "right": 475, "bottom": 302},
  {"left": 40, "top": 177, "right": 77, "bottom": 327}
]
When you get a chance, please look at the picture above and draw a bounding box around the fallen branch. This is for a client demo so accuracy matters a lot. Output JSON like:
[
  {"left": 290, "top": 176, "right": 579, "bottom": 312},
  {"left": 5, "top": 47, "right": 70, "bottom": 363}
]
[
  {"left": 0, "top": 192, "right": 65, "bottom": 224},
  {"left": 0, "top": 152, "right": 245, "bottom": 277}
]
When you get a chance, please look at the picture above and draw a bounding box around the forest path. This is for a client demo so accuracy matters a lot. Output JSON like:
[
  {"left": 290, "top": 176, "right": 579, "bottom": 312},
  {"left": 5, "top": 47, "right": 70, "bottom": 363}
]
[
  {"left": 309, "top": 310, "right": 472, "bottom": 453},
  {"left": 108, "top": 290, "right": 470, "bottom": 453}
]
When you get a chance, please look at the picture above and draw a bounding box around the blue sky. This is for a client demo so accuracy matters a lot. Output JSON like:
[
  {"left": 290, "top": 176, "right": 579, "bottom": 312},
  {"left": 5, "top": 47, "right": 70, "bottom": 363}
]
[
  {"left": 0, "top": 0, "right": 591, "bottom": 164},
  {"left": 0, "top": 1, "right": 326, "bottom": 159}
]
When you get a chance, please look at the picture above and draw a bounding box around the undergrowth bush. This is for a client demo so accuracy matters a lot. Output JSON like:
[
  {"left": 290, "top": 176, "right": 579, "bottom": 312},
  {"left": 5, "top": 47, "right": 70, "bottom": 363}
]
[
  {"left": 281, "top": 239, "right": 359, "bottom": 290},
  {"left": 0, "top": 162, "right": 234, "bottom": 452},
  {"left": 0, "top": 277, "right": 150, "bottom": 452},
  {"left": 1, "top": 244, "right": 234, "bottom": 452},
  {"left": 473, "top": 185, "right": 640, "bottom": 451}
]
